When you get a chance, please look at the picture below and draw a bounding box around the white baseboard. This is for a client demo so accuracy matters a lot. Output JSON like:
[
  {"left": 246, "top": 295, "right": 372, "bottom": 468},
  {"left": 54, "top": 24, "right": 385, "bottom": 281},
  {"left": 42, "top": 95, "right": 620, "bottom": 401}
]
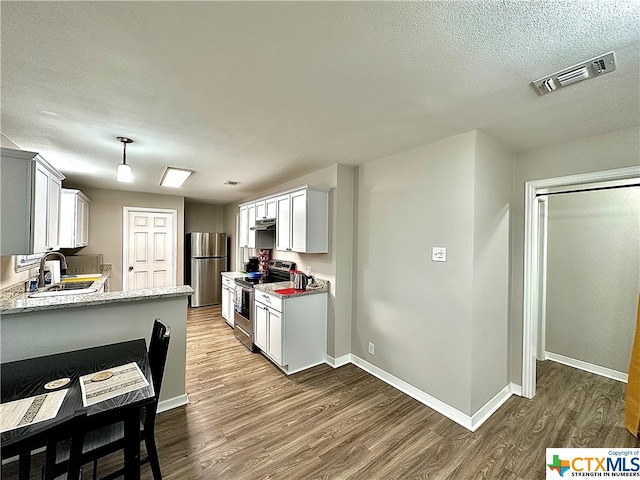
[
  {"left": 325, "top": 353, "right": 352, "bottom": 368},
  {"left": 469, "top": 384, "right": 513, "bottom": 430},
  {"left": 545, "top": 351, "right": 628, "bottom": 383},
  {"left": 324, "top": 355, "right": 515, "bottom": 431},
  {"left": 350, "top": 355, "right": 513, "bottom": 431},
  {"left": 510, "top": 382, "right": 523, "bottom": 397},
  {"left": 157, "top": 393, "right": 189, "bottom": 413}
]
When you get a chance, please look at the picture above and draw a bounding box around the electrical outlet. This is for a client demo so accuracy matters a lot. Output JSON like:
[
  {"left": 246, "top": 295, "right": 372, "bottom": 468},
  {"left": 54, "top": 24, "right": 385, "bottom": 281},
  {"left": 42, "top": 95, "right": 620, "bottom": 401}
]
[
  {"left": 368, "top": 342, "right": 375, "bottom": 355},
  {"left": 307, "top": 265, "right": 312, "bottom": 275}
]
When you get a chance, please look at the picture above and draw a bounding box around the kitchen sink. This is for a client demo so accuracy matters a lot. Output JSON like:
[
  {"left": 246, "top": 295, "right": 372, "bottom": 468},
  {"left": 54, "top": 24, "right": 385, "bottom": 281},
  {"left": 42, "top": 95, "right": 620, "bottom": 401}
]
[
  {"left": 49, "top": 281, "right": 96, "bottom": 290},
  {"left": 29, "top": 281, "right": 98, "bottom": 297}
]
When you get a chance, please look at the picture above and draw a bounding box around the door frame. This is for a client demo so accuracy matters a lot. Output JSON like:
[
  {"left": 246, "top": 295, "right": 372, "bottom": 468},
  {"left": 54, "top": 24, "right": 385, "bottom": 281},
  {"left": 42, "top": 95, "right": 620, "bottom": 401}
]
[
  {"left": 522, "top": 166, "right": 640, "bottom": 398},
  {"left": 122, "top": 206, "right": 178, "bottom": 291}
]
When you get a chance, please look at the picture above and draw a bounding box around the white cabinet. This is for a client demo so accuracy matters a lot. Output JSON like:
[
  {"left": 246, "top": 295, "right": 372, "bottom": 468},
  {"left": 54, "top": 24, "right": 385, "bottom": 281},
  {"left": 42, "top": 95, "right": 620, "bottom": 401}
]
[
  {"left": 239, "top": 203, "right": 258, "bottom": 248},
  {"left": 221, "top": 275, "right": 235, "bottom": 327},
  {"left": 267, "top": 307, "right": 283, "bottom": 364},
  {"left": 239, "top": 205, "right": 249, "bottom": 248},
  {"left": 0, "top": 148, "right": 65, "bottom": 255},
  {"left": 275, "top": 194, "right": 291, "bottom": 251},
  {"left": 254, "top": 289, "right": 327, "bottom": 374},
  {"left": 247, "top": 203, "right": 256, "bottom": 248},
  {"left": 60, "top": 189, "right": 90, "bottom": 248},
  {"left": 255, "top": 198, "right": 276, "bottom": 220},
  {"left": 254, "top": 299, "right": 268, "bottom": 351},
  {"left": 275, "top": 186, "right": 330, "bottom": 253}
]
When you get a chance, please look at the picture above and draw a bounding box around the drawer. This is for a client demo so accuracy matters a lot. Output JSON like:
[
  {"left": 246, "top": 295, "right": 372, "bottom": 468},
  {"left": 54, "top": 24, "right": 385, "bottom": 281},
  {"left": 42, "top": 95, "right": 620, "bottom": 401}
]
[
  {"left": 254, "top": 290, "right": 282, "bottom": 312},
  {"left": 222, "top": 276, "right": 235, "bottom": 288}
]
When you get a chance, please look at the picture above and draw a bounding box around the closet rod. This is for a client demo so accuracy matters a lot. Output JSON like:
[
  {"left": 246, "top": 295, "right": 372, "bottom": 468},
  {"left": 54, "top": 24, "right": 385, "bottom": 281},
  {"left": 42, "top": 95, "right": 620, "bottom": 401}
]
[{"left": 536, "top": 182, "right": 640, "bottom": 198}]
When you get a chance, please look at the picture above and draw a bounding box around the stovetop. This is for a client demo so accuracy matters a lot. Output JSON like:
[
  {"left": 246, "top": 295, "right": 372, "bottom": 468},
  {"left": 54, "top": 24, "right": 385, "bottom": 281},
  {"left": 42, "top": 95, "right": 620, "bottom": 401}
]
[
  {"left": 237, "top": 275, "right": 281, "bottom": 285},
  {"left": 235, "top": 259, "right": 296, "bottom": 287}
]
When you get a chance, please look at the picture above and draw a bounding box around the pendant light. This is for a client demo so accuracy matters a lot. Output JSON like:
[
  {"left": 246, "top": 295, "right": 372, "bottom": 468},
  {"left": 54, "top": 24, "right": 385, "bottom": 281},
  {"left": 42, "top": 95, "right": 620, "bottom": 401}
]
[{"left": 116, "top": 136, "right": 134, "bottom": 183}]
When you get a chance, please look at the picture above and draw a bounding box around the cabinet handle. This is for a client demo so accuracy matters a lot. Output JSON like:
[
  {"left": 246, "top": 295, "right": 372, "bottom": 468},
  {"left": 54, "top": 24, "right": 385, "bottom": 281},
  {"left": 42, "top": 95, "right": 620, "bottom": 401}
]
[{"left": 262, "top": 294, "right": 271, "bottom": 302}]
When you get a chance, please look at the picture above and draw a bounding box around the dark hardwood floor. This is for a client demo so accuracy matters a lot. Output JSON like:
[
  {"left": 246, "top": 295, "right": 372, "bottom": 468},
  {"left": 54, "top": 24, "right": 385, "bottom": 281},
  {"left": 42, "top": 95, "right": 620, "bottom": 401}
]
[{"left": 4, "top": 306, "right": 639, "bottom": 479}]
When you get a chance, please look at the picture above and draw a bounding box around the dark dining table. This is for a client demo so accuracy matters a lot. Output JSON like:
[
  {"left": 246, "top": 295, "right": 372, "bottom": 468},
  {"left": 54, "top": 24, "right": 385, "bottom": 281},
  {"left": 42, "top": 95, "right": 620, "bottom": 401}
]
[{"left": 1, "top": 339, "right": 155, "bottom": 480}]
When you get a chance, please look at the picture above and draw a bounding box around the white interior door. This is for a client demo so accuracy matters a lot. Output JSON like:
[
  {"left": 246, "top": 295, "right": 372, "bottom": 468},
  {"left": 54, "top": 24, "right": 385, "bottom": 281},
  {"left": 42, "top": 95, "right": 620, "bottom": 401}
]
[{"left": 123, "top": 207, "right": 177, "bottom": 291}]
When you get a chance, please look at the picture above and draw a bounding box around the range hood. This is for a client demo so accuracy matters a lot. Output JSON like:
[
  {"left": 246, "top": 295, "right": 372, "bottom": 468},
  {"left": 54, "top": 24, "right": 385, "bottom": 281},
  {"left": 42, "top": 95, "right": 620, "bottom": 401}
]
[{"left": 250, "top": 218, "right": 276, "bottom": 231}]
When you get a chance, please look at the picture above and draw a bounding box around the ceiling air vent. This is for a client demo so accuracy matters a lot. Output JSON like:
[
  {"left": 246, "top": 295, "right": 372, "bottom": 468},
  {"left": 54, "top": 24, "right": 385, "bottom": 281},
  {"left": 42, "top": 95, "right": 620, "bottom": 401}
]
[{"left": 531, "top": 52, "right": 616, "bottom": 95}]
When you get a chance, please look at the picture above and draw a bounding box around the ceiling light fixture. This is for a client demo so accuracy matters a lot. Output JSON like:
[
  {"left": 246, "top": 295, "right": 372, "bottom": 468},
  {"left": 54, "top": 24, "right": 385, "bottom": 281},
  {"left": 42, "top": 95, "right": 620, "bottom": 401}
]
[
  {"left": 116, "top": 137, "right": 134, "bottom": 183},
  {"left": 160, "top": 167, "right": 194, "bottom": 188}
]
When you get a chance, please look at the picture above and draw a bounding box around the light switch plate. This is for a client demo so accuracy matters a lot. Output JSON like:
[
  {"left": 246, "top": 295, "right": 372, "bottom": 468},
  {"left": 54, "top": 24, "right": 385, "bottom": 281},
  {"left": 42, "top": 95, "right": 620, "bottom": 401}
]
[{"left": 432, "top": 247, "right": 447, "bottom": 262}]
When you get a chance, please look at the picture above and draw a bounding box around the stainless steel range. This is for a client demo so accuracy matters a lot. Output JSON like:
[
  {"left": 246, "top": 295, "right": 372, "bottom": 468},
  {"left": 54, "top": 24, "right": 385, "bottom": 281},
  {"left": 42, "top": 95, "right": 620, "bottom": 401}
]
[{"left": 233, "top": 260, "right": 296, "bottom": 351}]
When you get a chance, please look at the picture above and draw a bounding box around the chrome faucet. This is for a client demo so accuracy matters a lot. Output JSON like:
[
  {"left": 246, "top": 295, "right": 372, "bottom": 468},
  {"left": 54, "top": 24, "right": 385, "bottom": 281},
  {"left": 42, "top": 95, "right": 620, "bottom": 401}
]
[{"left": 38, "top": 252, "right": 68, "bottom": 288}]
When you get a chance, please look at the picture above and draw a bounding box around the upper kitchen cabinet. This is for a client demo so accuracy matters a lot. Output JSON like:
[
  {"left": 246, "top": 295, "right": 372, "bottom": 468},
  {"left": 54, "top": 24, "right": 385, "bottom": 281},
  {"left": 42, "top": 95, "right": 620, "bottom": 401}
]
[
  {"left": 239, "top": 201, "right": 275, "bottom": 250},
  {"left": 255, "top": 198, "right": 276, "bottom": 220},
  {"left": 239, "top": 203, "right": 257, "bottom": 248},
  {"left": 276, "top": 185, "right": 330, "bottom": 254},
  {"left": 1, "top": 148, "right": 65, "bottom": 255},
  {"left": 60, "top": 189, "right": 90, "bottom": 248}
]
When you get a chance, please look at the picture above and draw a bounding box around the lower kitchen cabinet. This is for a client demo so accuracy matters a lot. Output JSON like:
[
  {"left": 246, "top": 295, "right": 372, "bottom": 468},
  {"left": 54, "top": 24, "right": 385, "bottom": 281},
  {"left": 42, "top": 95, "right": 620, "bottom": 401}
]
[
  {"left": 221, "top": 275, "right": 235, "bottom": 327},
  {"left": 254, "top": 289, "right": 327, "bottom": 374}
]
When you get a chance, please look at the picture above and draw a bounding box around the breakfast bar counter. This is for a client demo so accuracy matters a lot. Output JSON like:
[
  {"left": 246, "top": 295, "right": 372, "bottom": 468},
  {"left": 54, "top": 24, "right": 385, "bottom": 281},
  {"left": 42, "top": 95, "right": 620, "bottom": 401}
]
[
  {"left": 0, "top": 282, "right": 192, "bottom": 412},
  {"left": 1, "top": 285, "right": 193, "bottom": 315}
]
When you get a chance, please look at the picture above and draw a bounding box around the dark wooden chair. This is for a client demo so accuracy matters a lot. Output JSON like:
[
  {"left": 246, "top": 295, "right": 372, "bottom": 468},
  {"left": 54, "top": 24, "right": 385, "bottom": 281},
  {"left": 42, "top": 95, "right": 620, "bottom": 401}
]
[
  {"left": 1, "top": 409, "right": 86, "bottom": 480},
  {"left": 54, "top": 319, "right": 171, "bottom": 480}
]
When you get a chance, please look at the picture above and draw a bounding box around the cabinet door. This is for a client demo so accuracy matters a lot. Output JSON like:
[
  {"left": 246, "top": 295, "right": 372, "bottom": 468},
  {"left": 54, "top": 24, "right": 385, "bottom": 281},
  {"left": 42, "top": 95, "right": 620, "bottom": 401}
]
[
  {"left": 290, "top": 189, "right": 307, "bottom": 252},
  {"left": 275, "top": 194, "right": 291, "bottom": 251},
  {"left": 267, "top": 308, "right": 283, "bottom": 365},
  {"left": 247, "top": 203, "right": 257, "bottom": 248},
  {"left": 255, "top": 201, "right": 266, "bottom": 220},
  {"left": 254, "top": 301, "right": 268, "bottom": 351},
  {"left": 78, "top": 196, "right": 89, "bottom": 246},
  {"left": 239, "top": 206, "right": 249, "bottom": 247},
  {"left": 265, "top": 198, "right": 277, "bottom": 218},
  {"left": 47, "top": 174, "right": 61, "bottom": 250},
  {"left": 221, "top": 285, "right": 230, "bottom": 321},
  {"left": 226, "top": 288, "right": 235, "bottom": 326},
  {"left": 32, "top": 163, "right": 50, "bottom": 254}
]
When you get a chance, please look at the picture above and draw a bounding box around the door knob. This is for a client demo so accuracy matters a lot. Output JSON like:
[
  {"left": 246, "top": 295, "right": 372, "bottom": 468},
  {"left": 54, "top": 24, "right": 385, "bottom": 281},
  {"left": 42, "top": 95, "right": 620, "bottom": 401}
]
[{"left": 128, "top": 266, "right": 134, "bottom": 271}]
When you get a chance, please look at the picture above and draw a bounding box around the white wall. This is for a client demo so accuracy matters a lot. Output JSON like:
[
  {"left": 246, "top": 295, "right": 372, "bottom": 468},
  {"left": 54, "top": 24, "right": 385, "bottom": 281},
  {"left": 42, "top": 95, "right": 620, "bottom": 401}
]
[
  {"left": 470, "top": 131, "right": 513, "bottom": 412},
  {"left": 63, "top": 184, "right": 185, "bottom": 292},
  {"left": 185, "top": 202, "right": 224, "bottom": 233},
  {"left": 354, "top": 131, "right": 477, "bottom": 414},
  {"left": 545, "top": 186, "right": 640, "bottom": 373},
  {"left": 510, "top": 127, "right": 640, "bottom": 385}
]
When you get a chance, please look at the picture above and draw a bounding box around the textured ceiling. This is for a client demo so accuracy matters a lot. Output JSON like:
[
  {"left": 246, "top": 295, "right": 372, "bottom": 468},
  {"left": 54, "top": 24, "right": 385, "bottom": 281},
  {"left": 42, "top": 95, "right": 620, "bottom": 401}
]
[{"left": 2, "top": 1, "right": 639, "bottom": 204}]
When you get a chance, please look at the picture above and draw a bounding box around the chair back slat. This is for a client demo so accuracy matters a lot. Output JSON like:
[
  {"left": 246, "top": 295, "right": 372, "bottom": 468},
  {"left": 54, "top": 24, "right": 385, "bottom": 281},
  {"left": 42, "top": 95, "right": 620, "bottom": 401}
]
[{"left": 148, "top": 319, "right": 171, "bottom": 399}]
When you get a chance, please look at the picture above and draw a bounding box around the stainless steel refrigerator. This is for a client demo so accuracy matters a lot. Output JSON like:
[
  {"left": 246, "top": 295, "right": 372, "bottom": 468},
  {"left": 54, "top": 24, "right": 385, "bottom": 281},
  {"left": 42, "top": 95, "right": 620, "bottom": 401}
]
[{"left": 185, "top": 232, "right": 227, "bottom": 307}]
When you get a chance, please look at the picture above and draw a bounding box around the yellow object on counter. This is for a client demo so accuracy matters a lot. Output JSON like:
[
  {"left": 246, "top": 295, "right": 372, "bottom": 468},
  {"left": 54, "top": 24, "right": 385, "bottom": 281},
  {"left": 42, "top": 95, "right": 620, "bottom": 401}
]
[
  {"left": 625, "top": 293, "right": 640, "bottom": 437},
  {"left": 61, "top": 275, "right": 102, "bottom": 283}
]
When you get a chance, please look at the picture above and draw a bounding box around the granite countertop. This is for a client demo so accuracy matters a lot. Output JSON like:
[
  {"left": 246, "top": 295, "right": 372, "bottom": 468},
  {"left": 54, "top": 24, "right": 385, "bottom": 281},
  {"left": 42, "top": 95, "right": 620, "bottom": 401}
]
[
  {"left": 254, "top": 279, "right": 330, "bottom": 298},
  {"left": 221, "top": 271, "right": 245, "bottom": 279},
  {"left": 1, "top": 266, "right": 193, "bottom": 315}
]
